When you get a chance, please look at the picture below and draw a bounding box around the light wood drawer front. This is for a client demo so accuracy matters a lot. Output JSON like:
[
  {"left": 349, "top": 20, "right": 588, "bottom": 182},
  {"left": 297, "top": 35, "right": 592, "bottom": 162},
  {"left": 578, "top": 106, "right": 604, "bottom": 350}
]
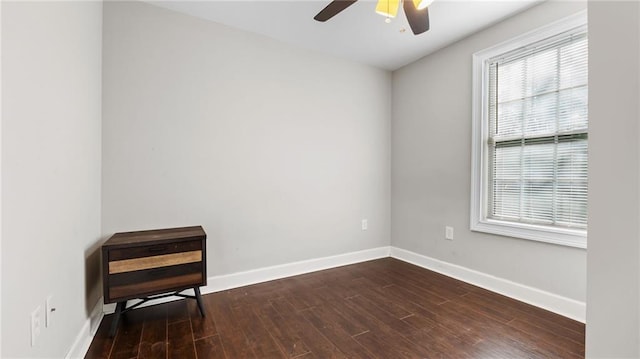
[
  {"left": 109, "top": 250, "right": 202, "bottom": 274},
  {"left": 109, "top": 262, "right": 203, "bottom": 287}
]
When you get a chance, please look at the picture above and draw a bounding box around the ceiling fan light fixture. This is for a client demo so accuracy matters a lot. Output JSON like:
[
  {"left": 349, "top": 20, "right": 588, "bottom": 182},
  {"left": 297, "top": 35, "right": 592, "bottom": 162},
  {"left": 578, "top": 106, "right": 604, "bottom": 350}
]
[
  {"left": 412, "top": 0, "right": 434, "bottom": 10},
  {"left": 375, "top": 0, "right": 400, "bottom": 18},
  {"left": 314, "top": 0, "right": 430, "bottom": 36}
]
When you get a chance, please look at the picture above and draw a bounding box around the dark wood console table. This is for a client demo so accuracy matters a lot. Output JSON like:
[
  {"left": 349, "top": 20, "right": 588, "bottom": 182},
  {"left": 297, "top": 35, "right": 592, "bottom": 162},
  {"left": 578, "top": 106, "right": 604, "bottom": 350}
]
[{"left": 102, "top": 226, "right": 207, "bottom": 336}]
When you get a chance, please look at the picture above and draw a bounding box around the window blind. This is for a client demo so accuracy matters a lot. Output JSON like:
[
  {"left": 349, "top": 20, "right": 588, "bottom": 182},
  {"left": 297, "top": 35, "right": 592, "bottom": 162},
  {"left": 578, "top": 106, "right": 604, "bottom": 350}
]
[{"left": 487, "top": 27, "right": 588, "bottom": 230}]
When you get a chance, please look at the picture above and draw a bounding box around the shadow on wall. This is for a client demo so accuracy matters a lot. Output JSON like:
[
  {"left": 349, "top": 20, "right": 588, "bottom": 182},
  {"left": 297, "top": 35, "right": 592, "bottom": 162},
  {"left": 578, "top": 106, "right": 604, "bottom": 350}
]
[{"left": 84, "top": 237, "right": 107, "bottom": 331}]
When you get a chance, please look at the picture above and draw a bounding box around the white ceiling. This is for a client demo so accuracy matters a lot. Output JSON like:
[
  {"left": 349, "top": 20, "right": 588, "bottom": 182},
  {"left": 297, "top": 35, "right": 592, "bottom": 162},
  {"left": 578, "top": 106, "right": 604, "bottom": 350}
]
[{"left": 147, "top": 0, "right": 543, "bottom": 71}]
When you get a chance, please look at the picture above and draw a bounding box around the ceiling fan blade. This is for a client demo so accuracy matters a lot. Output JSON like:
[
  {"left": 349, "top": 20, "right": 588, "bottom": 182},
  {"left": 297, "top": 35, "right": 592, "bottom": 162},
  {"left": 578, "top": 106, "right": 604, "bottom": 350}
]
[
  {"left": 403, "top": 1, "right": 430, "bottom": 35},
  {"left": 314, "top": 0, "right": 358, "bottom": 22}
]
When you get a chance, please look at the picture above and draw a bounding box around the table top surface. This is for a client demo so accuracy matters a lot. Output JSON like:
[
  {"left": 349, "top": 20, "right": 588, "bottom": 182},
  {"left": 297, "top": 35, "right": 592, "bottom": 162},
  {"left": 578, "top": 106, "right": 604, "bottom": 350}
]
[{"left": 103, "top": 226, "right": 206, "bottom": 248}]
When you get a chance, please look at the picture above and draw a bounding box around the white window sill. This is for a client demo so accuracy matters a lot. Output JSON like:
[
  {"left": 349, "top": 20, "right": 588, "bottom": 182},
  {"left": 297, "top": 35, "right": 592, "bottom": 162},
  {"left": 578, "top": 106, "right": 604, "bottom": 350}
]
[{"left": 471, "top": 219, "right": 587, "bottom": 249}]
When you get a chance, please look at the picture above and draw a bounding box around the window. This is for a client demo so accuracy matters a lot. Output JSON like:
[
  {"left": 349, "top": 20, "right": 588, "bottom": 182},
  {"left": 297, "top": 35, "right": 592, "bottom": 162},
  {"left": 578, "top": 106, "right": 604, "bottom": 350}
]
[{"left": 471, "top": 12, "right": 588, "bottom": 248}]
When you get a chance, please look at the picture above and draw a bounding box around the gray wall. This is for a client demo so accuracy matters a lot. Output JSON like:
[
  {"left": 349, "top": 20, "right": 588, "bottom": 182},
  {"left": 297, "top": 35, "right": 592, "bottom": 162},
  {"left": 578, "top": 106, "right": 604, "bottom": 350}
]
[
  {"left": 1, "top": 1, "right": 103, "bottom": 357},
  {"left": 391, "top": 1, "right": 587, "bottom": 303},
  {"left": 3, "top": 1, "right": 639, "bottom": 357},
  {"left": 586, "top": 1, "right": 640, "bottom": 357},
  {"left": 101, "top": 2, "right": 391, "bottom": 277}
]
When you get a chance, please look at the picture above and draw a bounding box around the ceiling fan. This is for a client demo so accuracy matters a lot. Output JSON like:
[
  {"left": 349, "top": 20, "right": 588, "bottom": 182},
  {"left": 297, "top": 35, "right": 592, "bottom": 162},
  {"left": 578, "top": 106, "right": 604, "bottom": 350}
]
[{"left": 314, "top": 0, "right": 432, "bottom": 35}]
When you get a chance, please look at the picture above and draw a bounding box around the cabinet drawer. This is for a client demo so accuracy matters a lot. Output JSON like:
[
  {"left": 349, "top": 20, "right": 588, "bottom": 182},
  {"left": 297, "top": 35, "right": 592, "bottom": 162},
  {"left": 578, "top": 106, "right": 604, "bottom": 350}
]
[
  {"left": 109, "top": 272, "right": 203, "bottom": 301},
  {"left": 110, "top": 262, "right": 203, "bottom": 287},
  {"left": 109, "top": 250, "right": 201, "bottom": 274},
  {"left": 108, "top": 262, "right": 204, "bottom": 301},
  {"left": 109, "top": 240, "right": 202, "bottom": 261}
]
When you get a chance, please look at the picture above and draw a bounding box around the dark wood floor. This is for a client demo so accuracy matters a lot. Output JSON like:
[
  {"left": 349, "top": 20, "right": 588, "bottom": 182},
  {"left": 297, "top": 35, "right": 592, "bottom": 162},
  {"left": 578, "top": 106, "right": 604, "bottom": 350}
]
[{"left": 86, "top": 258, "right": 585, "bottom": 359}]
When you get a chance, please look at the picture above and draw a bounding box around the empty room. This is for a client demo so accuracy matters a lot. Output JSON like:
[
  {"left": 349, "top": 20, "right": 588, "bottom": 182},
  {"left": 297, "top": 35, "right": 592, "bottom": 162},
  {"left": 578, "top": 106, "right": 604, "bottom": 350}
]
[{"left": 1, "top": 0, "right": 639, "bottom": 358}]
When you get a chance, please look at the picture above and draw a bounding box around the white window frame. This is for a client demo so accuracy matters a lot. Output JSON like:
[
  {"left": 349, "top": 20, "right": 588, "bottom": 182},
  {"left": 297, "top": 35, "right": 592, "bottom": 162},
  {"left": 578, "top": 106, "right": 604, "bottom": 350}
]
[{"left": 470, "top": 11, "right": 588, "bottom": 249}]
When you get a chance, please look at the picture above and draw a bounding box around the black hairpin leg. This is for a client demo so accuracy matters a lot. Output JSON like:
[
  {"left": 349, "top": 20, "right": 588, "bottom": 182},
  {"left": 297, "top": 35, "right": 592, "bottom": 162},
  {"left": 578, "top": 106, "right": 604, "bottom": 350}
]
[
  {"left": 109, "top": 301, "right": 126, "bottom": 337},
  {"left": 194, "top": 287, "right": 205, "bottom": 317}
]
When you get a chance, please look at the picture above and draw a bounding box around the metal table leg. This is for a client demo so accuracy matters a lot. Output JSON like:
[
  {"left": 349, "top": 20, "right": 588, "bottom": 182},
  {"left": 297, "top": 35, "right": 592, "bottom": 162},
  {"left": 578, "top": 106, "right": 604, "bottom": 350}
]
[
  {"left": 109, "top": 301, "right": 126, "bottom": 337},
  {"left": 194, "top": 287, "right": 205, "bottom": 317}
]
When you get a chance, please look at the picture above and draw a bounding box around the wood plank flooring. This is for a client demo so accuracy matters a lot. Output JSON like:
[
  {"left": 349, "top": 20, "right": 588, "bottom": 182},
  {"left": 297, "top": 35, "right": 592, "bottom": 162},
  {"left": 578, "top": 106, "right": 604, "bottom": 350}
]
[{"left": 85, "top": 258, "right": 585, "bottom": 358}]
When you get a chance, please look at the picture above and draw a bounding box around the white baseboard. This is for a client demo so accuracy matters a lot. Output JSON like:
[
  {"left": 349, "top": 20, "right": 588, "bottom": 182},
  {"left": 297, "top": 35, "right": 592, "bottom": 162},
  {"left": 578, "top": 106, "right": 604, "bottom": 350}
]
[
  {"left": 200, "top": 246, "right": 391, "bottom": 294},
  {"left": 65, "top": 298, "right": 104, "bottom": 359},
  {"left": 389, "top": 246, "right": 586, "bottom": 323}
]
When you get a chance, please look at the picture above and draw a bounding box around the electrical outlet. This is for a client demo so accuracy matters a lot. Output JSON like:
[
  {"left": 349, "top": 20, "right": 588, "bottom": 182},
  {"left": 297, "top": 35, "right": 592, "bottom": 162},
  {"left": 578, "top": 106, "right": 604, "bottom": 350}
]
[
  {"left": 445, "top": 226, "right": 454, "bottom": 240},
  {"left": 31, "top": 306, "right": 42, "bottom": 347},
  {"left": 45, "top": 295, "right": 55, "bottom": 328},
  {"left": 361, "top": 219, "right": 368, "bottom": 231}
]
